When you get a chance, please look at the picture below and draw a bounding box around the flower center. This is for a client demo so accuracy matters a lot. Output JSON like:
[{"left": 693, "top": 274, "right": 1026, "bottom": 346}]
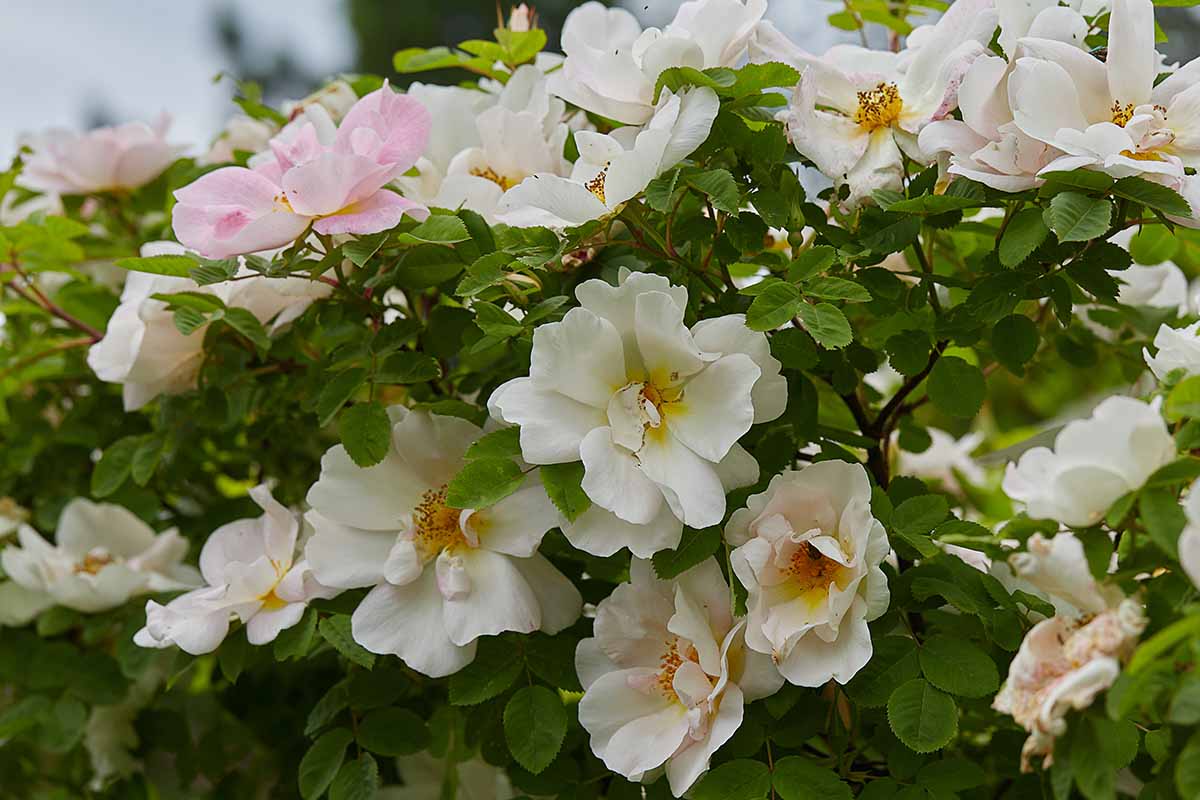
[
  {"left": 414, "top": 485, "right": 468, "bottom": 554},
  {"left": 274, "top": 192, "right": 294, "bottom": 213},
  {"left": 1119, "top": 149, "right": 1166, "bottom": 162},
  {"left": 585, "top": 166, "right": 608, "bottom": 204},
  {"left": 471, "top": 166, "right": 517, "bottom": 191},
  {"left": 785, "top": 542, "right": 841, "bottom": 592},
  {"left": 1111, "top": 101, "right": 1135, "bottom": 127},
  {"left": 854, "top": 83, "right": 903, "bottom": 132},
  {"left": 75, "top": 549, "right": 115, "bottom": 575},
  {"left": 656, "top": 636, "right": 698, "bottom": 696}
]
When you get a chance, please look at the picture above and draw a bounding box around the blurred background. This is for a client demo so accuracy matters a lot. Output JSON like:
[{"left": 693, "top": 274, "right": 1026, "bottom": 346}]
[{"left": 2, "top": 0, "right": 1200, "bottom": 161}]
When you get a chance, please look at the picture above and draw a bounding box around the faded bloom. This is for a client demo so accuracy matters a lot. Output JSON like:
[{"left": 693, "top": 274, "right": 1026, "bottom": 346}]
[
  {"left": 549, "top": 0, "right": 765, "bottom": 125},
  {"left": 0, "top": 499, "right": 199, "bottom": 625},
  {"left": 496, "top": 86, "right": 718, "bottom": 228},
  {"left": 575, "top": 558, "right": 783, "bottom": 797},
  {"left": 725, "top": 460, "right": 890, "bottom": 686},
  {"left": 134, "top": 485, "right": 336, "bottom": 655},
  {"left": 489, "top": 269, "right": 785, "bottom": 546},
  {"left": 18, "top": 115, "right": 178, "bottom": 195},
  {"left": 1144, "top": 321, "right": 1200, "bottom": 382},
  {"left": 87, "top": 242, "right": 330, "bottom": 411},
  {"left": 304, "top": 407, "right": 581, "bottom": 677},
  {"left": 993, "top": 597, "right": 1146, "bottom": 769},
  {"left": 1007, "top": 532, "right": 1123, "bottom": 616},
  {"left": 1002, "top": 396, "right": 1175, "bottom": 528},
  {"left": 173, "top": 83, "right": 431, "bottom": 258},
  {"left": 894, "top": 428, "right": 986, "bottom": 493},
  {"left": 764, "top": 0, "right": 996, "bottom": 207}
]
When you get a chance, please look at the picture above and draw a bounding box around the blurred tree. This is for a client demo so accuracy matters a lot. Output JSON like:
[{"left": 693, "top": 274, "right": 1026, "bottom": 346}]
[{"left": 347, "top": 0, "right": 611, "bottom": 80}]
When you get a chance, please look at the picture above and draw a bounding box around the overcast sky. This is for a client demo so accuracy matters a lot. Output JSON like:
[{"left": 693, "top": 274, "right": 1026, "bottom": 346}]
[{"left": 0, "top": 0, "right": 853, "bottom": 162}]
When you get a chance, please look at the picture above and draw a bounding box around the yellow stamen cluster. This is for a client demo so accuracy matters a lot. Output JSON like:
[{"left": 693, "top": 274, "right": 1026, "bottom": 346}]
[
  {"left": 75, "top": 551, "right": 114, "bottom": 575},
  {"left": 414, "top": 485, "right": 467, "bottom": 553},
  {"left": 656, "top": 636, "right": 699, "bottom": 696},
  {"left": 785, "top": 542, "right": 840, "bottom": 592},
  {"left": 1119, "top": 149, "right": 1165, "bottom": 162},
  {"left": 854, "top": 83, "right": 903, "bottom": 132},
  {"left": 1111, "top": 101, "right": 1135, "bottom": 127},
  {"left": 585, "top": 167, "right": 608, "bottom": 205},
  {"left": 470, "top": 166, "right": 517, "bottom": 191}
]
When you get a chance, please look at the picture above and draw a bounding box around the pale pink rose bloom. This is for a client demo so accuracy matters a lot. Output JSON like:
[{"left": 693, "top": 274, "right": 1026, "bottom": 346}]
[
  {"left": 993, "top": 598, "right": 1146, "bottom": 770},
  {"left": 19, "top": 115, "right": 178, "bottom": 195},
  {"left": 173, "top": 83, "right": 432, "bottom": 259}
]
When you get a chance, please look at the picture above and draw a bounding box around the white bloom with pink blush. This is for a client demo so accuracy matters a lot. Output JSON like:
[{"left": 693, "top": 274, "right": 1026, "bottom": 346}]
[
  {"left": 134, "top": 485, "right": 336, "bottom": 655},
  {"left": 1002, "top": 396, "right": 1176, "bottom": 528},
  {"left": 761, "top": 0, "right": 997, "bottom": 208},
  {"left": 172, "top": 83, "right": 431, "bottom": 259},
  {"left": 303, "top": 407, "right": 581, "bottom": 678},
  {"left": 894, "top": 428, "right": 986, "bottom": 493},
  {"left": 576, "top": 558, "right": 783, "bottom": 797},
  {"left": 87, "top": 241, "right": 330, "bottom": 411},
  {"left": 0, "top": 500, "right": 199, "bottom": 626},
  {"left": 489, "top": 269, "right": 784, "bottom": 547},
  {"left": 18, "top": 115, "right": 178, "bottom": 195},
  {"left": 993, "top": 597, "right": 1145, "bottom": 770},
  {"left": 725, "top": 460, "right": 890, "bottom": 686}
]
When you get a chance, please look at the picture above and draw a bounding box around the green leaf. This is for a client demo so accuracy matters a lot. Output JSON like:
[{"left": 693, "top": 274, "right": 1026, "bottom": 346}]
[
  {"left": 892, "top": 495, "right": 949, "bottom": 537},
  {"left": 928, "top": 356, "right": 985, "bottom": 418},
  {"left": 446, "top": 457, "right": 526, "bottom": 509},
  {"left": 887, "top": 678, "right": 958, "bottom": 754},
  {"left": 691, "top": 759, "right": 772, "bottom": 800},
  {"left": 374, "top": 352, "right": 441, "bottom": 384},
  {"left": 504, "top": 686, "right": 567, "bottom": 775},
  {"left": 847, "top": 636, "right": 921, "bottom": 707},
  {"left": 319, "top": 616, "right": 376, "bottom": 670},
  {"left": 1166, "top": 375, "right": 1200, "bottom": 421},
  {"left": 0, "top": 696, "right": 52, "bottom": 738},
  {"left": 1047, "top": 192, "right": 1113, "bottom": 242},
  {"left": 804, "top": 276, "right": 871, "bottom": 303},
  {"left": 339, "top": 402, "right": 392, "bottom": 468},
  {"left": 992, "top": 314, "right": 1039, "bottom": 374},
  {"left": 329, "top": 753, "right": 379, "bottom": 800},
  {"left": 399, "top": 214, "right": 470, "bottom": 244},
  {"left": 130, "top": 434, "right": 166, "bottom": 486},
  {"left": 464, "top": 427, "right": 522, "bottom": 461},
  {"left": 886, "top": 330, "right": 932, "bottom": 377},
  {"left": 298, "top": 728, "right": 354, "bottom": 800},
  {"left": 449, "top": 637, "right": 523, "bottom": 705},
  {"left": 729, "top": 61, "right": 801, "bottom": 96},
  {"left": 772, "top": 757, "right": 852, "bottom": 800},
  {"left": 1128, "top": 614, "right": 1200, "bottom": 674},
  {"left": 474, "top": 302, "right": 524, "bottom": 338},
  {"left": 1177, "top": 731, "right": 1200, "bottom": 799},
  {"left": 221, "top": 307, "right": 271, "bottom": 351},
  {"left": 114, "top": 254, "right": 198, "bottom": 277},
  {"left": 686, "top": 169, "right": 741, "bottom": 215},
  {"left": 356, "top": 708, "right": 429, "bottom": 756},
  {"left": 275, "top": 608, "right": 318, "bottom": 661},
  {"left": 788, "top": 246, "right": 837, "bottom": 282},
  {"left": 746, "top": 282, "right": 802, "bottom": 331},
  {"left": 1111, "top": 175, "right": 1192, "bottom": 217},
  {"left": 305, "top": 681, "right": 350, "bottom": 736},
  {"left": 916, "top": 759, "right": 986, "bottom": 794},
  {"left": 1139, "top": 487, "right": 1184, "bottom": 558},
  {"left": 770, "top": 328, "right": 819, "bottom": 370},
  {"left": 342, "top": 232, "right": 388, "bottom": 267},
  {"left": 317, "top": 368, "right": 368, "bottom": 428},
  {"left": 1146, "top": 457, "right": 1200, "bottom": 487},
  {"left": 796, "top": 302, "right": 852, "bottom": 349},
  {"left": 918, "top": 635, "right": 999, "bottom": 698},
  {"left": 652, "top": 526, "right": 722, "bottom": 580},
  {"left": 190, "top": 258, "right": 240, "bottom": 285},
  {"left": 91, "top": 436, "right": 141, "bottom": 498},
  {"left": 1130, "top": 225, "right": 1179, "bottom": 264},
  {"left": 456, "top": 252, "right": 512, "bottom": 296},
  {"left": 540, "top": 461, "right": 591, "bottom": 523},
  {"left": 152, "top": 290, "right": 227, "bottom": 312},
  {"left": 999, "top": 208, "right": 1050, "bottom": 267}
]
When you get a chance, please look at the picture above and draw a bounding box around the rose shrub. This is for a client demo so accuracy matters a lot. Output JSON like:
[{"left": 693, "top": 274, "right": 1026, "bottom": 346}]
[{"left": 4, "top": 0, "right": 1200, "bottom": 797}]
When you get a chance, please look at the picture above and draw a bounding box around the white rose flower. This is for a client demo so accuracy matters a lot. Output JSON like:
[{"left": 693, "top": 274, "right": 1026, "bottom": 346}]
[
  {"left": 1144, "top": 321, "right": 1200, "bottom": 382},
  {"left": 400, "top": 67, "right": 570, "bottom": 223},
  {"left": 134, "top": 485, "right": 336, "bottom": 655},
  {"left": 303, "top": 407, "right": 581, "bottom": 678},
  {"left": 0, "top": 499, "right": 199, "bottom": 625},
  {"left": 488, "top": 269, "right": 785, "bottom": 550},
  {"left": 548, "top": 0, "right": 764, "bottom": 125},
  {"left": 725, "top": 460, "right": 890, "bottom": 686},
  {"left": 894, "top": 428, "right": 986, "bottom": 492},
  {"left": 381, "top": 752, "right": 518, "bottom": 800},
  {"left": 1002, "top": 396, "right": 1176, "bottom": 527},
  {"left": 1007, "top": 532, "right": 1123, "bottom": 616},
  {"left": 18, "top": 115, "right": 179, "bottom": 195},
  {"left": 87, "top": 241, "right": 331, "bottom": 411},
  {"left": 993, "top": 597, "right": 1146, "bottom": 770},
  {"left": 1178, "top": 478, "right": 1200, "bottom": 589},
  {"left": 575, "top": 558, "right": 783, "bottom": 797},
  {"left": 496, "top": 86, "right": 719, "bottom": 228}
]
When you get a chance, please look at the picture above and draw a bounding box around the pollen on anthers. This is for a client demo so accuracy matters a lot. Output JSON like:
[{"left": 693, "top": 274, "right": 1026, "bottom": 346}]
[
  {"left": 585, "top": 165, "right": 609, "bottom": 204},
  {"left": 853, "top": 83, "right": 902, "bottom": 132},
  {"left": 1111, "top": 100, "right": 1136, "bottom": 127}
]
